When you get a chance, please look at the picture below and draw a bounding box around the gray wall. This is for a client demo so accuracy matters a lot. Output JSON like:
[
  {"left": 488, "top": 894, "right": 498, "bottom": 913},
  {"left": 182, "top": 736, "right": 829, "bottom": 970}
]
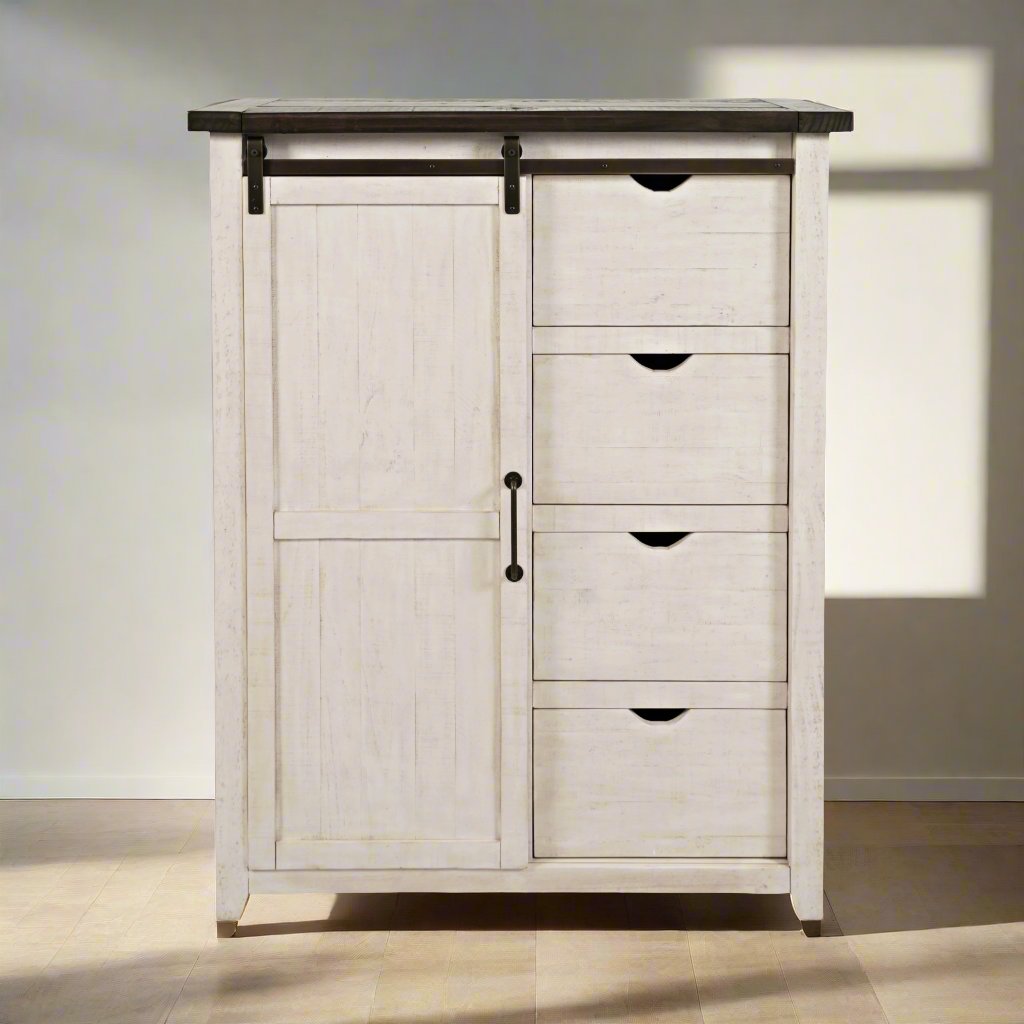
[{"left": 3, "top": 0, "right": 1022, "bottom": 798}]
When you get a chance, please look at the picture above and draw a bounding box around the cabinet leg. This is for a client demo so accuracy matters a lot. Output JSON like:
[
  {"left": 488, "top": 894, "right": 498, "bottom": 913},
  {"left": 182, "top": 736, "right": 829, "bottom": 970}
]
[
  {"left": 215, "top": 893, "right": 249, "bottom": 938},
  {"left": 216, "top": 873, "right": 249, "bottom": 938},
  {"left": 801, "top": 919, "right": 822, "bottom": 938}
]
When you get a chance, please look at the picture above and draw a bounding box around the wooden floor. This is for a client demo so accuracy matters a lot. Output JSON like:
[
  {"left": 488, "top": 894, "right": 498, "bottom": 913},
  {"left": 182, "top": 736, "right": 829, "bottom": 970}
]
[{"left": 1, "top": 801, "right": 1022, "bottom": 1023}]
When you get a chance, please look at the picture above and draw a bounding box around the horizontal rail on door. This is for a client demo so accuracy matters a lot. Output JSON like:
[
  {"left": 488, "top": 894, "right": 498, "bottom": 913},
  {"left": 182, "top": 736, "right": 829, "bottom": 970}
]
[{"left": 252, "top": 157, "right": 795, "bottom": 177}]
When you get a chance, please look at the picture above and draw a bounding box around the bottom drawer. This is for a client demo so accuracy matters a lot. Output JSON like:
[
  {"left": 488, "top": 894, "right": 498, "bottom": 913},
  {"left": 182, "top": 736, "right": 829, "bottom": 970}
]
[{"left": 533, "top": 708, "right": 786, "bottom": 858}]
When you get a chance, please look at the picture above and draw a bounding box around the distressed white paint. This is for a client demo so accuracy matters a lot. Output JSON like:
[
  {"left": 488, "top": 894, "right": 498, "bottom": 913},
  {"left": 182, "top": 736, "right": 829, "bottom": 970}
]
[
  {"left": 534, "top": 532, "right": 788, "bottom": 682},
  {"left": 534, "top": 354, "right": 789, "bottom": 504},
  {"left": 533, "top": 175, "right": 790, "bottom": 326},
  {"left": 251, "top": 859, "right": 790, "bottom": 894},
  {"left": 534, "top": 325, "right": 789, "bottom": 354},
  {"left": 533, "top": 709, "right": 787, "bottom": 857},
  {"left": 787, "top": 133, "right": 829, "bottom": 925},
  {"left": 209, "top": 134, "right": 248, "bottom": 925}
]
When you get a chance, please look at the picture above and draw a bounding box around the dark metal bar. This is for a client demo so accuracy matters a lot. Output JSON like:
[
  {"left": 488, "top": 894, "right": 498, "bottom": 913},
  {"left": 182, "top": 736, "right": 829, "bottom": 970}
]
[
  {"left": 504, "top": 472, "right": 523, "bottom": 583},
  {"left": 252, "top": 157, "right": 794, "bottom": 178},
  {"left": 245, "top": 136, "right": 265, "bottom": 214},
  {"left": 503, "top": 136, "right": 521, "bottom": 214},
  {"left": 526, "top": 158, "right": 793, "bottom": 175}
]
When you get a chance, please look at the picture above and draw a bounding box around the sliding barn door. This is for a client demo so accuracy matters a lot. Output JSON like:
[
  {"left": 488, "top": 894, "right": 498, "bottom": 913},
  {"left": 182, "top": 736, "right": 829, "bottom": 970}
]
[{"left": 242, "top": 176, "right": 531, "bottom": 871}]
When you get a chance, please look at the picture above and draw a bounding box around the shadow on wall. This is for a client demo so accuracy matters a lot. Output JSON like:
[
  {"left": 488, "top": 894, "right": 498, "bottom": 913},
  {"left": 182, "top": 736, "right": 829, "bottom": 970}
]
[
  {"left": 2, "top": 2, "right": 1022, "bottom": 798},
  {"left": 696, "top": 43, "right": 1024, "bottom": 796}
]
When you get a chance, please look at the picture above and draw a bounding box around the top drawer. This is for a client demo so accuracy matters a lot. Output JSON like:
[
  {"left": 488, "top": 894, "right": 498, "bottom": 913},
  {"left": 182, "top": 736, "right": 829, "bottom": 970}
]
[{"left": 533, "top": 175, "right": 790, "bottom": 327}]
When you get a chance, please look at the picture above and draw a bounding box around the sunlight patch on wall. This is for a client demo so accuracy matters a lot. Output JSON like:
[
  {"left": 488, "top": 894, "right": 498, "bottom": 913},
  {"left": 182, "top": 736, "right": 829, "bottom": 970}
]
[
  {"left": 826, "top": 193, "right": 989, "bottom": 597},
  {"left": 695, "top": 46, "right": 991, "bottom": 169}
]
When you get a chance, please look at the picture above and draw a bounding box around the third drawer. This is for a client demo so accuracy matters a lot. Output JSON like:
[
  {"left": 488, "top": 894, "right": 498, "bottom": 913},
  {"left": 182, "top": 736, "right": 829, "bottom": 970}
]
[{"left": 534, "top": 531, "right": 787, "bottom": 682}]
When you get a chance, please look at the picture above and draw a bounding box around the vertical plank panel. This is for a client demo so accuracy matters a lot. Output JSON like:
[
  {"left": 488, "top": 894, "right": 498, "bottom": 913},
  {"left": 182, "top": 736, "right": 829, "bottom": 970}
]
[
  {"left": 360, "top": 542, "right": 417, "bottom": 838},
  {"left": 277, "top": 542, "right": 322, "bottom": 838},
  {"left": 412, "top": 543, "right": 457, "bottom": 838},
  {"left": 788, "top": 133, "right": 829, "bottom": 926},
  {"left": 316, "top": 206, "right": 361, "bottom": 509},
  {"left": 319, "top": 541, "right": 366, "bottom": 837},
  {"left": 274, "top": 206, "right": 319, "bottom": 510},
  {"left": 412, "top": 208, "right": 457, "bottom": 509},
  {"left": 498, "top": 176, "right": 532, "bottom": 867},
  {"left": 358, "top": 209, "right": 415, "bottom": 509},
  {"left": 454, "top": 542, "right": 500, "bottom": 839},
  {"left": 242, "top": 178, "right": 276, "bottom": 869},
  {"left": 209, "top": 134, "right": 248, "bottom": 922},
  {"left": 454, "top": 206, "right": 499, "bottom": 510}
]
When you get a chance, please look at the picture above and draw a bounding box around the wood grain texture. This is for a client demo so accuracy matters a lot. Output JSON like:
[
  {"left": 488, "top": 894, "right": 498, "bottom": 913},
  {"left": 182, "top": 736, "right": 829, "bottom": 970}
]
[
  {"left": 498, "top": 174, "right": 533, "bottom": 869},
  {"left": 276, "top": 839, "right": 501, "bottom": 870},
  {"left": 534, "top": 532, "right": 787, "bottom": 682},
  {"left": 274, "top": 540, "right": 499, "bottom": 852},
  {"left": 534, "top": 354, "right": 789, "bottom": 504},
  {"left": 533, "top": 175, "right": 790, "bottom": 326},
  {"left": 272, "top": 192, "right": 498, "bottom": 513},
  {"left": 188, "top": 97, "right": 853, "bottom": 134},
  {"left": 534, "top": 325, "right": 789, "bottom": 354},
  {"left": 250, "top": 858, "right": 790, "bottom": 894},
  {"left": 533, "top": 709, "right": 787, "bottom": 857},
  {"left": 238, "top": 175, "right": 521, "bottom": 873},
  {"left": 276, "top": 543, "right": 321, "bottom": 840},
  {"left": 532, "top": 680, "right": 788, "bottom": 709},
  {"left": 209, "top": 135, "right": 248, "bottom": 921},
  {"left": 271, "top": 176, "right": 496, "bottom": 205},
  {"left": 532, "top": 504, "right": 788, "bottom": 533},
  {"left": 240, "top": 177, "right": 276, "bottom": 870},
  {"left": 274, "top": 510, "right": 498, "bottom": 540},
  {"left": 788, "top": 133, "right": 829, "bottom": 924}
]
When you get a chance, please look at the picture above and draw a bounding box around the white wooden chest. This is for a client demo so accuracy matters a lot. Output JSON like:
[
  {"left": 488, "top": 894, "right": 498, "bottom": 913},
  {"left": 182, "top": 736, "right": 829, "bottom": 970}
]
[{"left": 189, "top": 98, "right": 853, "bottom": 937}]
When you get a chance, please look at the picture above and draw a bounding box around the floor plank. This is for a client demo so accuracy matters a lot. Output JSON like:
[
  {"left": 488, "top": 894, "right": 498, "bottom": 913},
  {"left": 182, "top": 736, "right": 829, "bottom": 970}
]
[{"left": 0, "top": 799, "right": 1022, "bottom": 1024}]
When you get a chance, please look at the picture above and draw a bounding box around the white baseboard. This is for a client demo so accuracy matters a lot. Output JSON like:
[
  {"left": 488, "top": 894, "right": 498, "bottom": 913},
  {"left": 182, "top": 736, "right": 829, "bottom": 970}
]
[
  {"left": 826, "top": 776, "right": 1024, "bottom": 801},
  {"left": 0, "top": 775, "right": 214, "bottom": 799}
]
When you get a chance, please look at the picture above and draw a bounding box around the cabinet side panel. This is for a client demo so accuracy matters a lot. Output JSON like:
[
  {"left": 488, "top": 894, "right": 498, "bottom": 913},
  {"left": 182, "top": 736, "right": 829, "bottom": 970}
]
[
  {"left": 242, "top": 180, "right": 276, "bottom": 869},
  {"left": 788, "top": 133, "right": 829, "bottom": 923},
  {"left": 210, "top": 134, "right": 248, "bottom": 921}
]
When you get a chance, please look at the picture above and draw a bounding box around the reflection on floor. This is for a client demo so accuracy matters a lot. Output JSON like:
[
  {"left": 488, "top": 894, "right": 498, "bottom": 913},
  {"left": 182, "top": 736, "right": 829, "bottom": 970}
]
[{"left": 1, "top": 800, "right": 1022, "bottom": 1023}]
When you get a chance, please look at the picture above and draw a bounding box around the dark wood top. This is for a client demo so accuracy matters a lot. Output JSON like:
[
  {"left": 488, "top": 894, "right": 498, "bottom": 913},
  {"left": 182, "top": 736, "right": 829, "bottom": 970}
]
[{"left": 188, "top": 98, "right": 853, "bottom": 134}]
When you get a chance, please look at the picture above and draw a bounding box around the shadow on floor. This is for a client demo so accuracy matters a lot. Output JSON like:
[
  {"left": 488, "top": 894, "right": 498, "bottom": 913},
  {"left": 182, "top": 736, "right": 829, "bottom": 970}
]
[
  {"left": 5, "top": 934, "right": 1023, "bottom": 1024},
  {"left": 234, "top": 891, "right": 810, "bottom": 937}
]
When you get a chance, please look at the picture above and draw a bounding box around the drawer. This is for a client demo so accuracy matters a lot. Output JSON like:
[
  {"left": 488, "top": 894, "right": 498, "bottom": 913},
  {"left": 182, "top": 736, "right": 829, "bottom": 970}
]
[
  {"left": 534, "top": 353, "right": 788, "bottom": 504},
  {"left": 533, "top": 708, "right": 787, "bottom": 857},
  {"left": 534, "top": 532, "right": 787, "bottom": 681},
  {"left": 533, "top": 175, "right": 790, "bottom": 326}
]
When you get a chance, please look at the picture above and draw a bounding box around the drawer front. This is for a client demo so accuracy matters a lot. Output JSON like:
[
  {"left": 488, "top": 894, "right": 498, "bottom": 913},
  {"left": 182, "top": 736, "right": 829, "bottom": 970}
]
[
  {"left": 534, "top": 354, "right": 788, "bottom": 504},
  {"left": 534, "top": 532, "right": 787, "bottom": 681},
  {"left": 534, "top": 708, "right": 787, "bottom": 857},
  {"left": 533, "top": 175, "right": 790, "bottom": 326}
]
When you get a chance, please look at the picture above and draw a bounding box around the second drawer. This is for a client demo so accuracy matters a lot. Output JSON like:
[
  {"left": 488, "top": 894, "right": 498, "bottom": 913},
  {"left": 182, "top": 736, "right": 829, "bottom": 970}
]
[
  {"left": 534, "top": 354, "right": 788, "bottom": 504},
  {"left": 534, "top": 531, "right": 787, "bottom": 681}
]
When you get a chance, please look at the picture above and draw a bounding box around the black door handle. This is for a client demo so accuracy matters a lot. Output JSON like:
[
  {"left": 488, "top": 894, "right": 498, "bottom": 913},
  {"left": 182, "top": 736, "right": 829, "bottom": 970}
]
[{"left": 504, "top": 472, "right": 523, "bottom": 582}]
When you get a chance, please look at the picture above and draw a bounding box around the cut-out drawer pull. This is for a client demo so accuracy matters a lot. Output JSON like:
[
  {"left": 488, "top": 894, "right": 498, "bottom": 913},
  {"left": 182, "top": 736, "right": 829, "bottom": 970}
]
[
  {"left": 630, "top": 532, "right": 690, "bottom": 548},
  {"left": 631, "top": 354, "right": 691, "bottom": 371},
  {"left": 630, "top": 708, "right": 689, "bottom": 723},
  {"left": 631, "top": 173, "right": 691, "bottom": 192}
]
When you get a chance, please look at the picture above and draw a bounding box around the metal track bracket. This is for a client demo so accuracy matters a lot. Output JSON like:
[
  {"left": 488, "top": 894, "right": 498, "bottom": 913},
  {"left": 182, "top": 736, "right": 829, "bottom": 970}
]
[
  {"left": 245, "top": 136, "right": 266, "bottom": 214},
  {"left": 502, "top": 136, "right": 521, "bottom": 214}
]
